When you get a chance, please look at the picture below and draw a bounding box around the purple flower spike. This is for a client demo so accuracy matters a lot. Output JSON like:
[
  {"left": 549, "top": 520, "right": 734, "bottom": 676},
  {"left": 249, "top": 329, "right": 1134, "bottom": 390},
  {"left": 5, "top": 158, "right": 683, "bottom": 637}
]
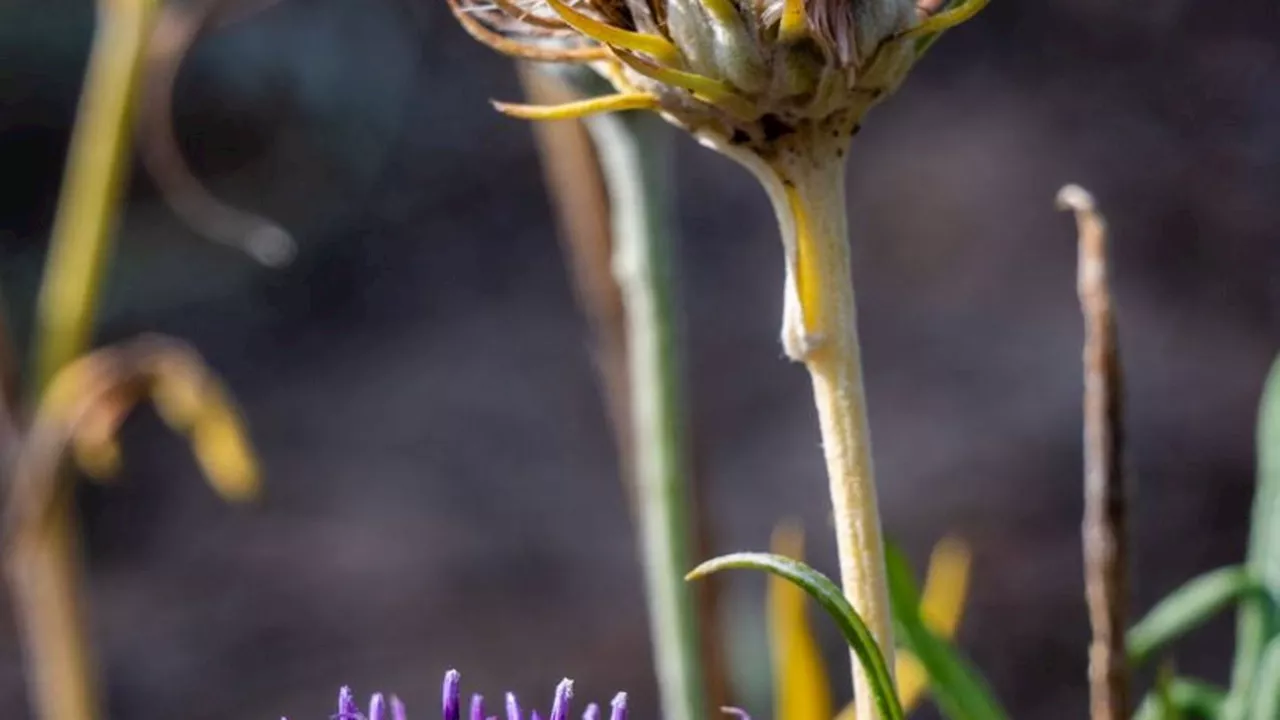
[
  {"left": 338, "top": 687, "right": 361, "bottom": 719},
  {"left": 550, "top": 680, "right": 574, "bottom": 720},
  {"left": 506, "top": 693, "right": 521, "bottom": 720},
  {"left": 444, "top": 670, "right": 463, "bottom": 720},
  {"left": 314, "top": 671, "right": 627, "bottom": 720},
  {"left": 608, "top": 693, "right": 627, "bottom": 720}
]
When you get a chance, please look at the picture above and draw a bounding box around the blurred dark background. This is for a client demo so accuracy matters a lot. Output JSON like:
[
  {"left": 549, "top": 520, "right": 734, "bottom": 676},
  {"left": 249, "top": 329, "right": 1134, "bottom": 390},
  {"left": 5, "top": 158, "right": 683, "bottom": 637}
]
[{"left": 0, "top": 0, "right": 1278, "bottom": 718}]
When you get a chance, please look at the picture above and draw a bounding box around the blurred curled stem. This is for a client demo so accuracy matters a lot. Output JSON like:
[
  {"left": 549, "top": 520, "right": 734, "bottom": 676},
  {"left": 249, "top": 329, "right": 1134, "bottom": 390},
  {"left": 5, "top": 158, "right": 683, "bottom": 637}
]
[
  {"left": 579, "top": 100, "right": 707, "bottom": 720},
  {"left": 139, "top": 0, "right": 295, "bottom": 266},
  {"left": 7, "top": 2, "right": 160, "bottom": 719}
]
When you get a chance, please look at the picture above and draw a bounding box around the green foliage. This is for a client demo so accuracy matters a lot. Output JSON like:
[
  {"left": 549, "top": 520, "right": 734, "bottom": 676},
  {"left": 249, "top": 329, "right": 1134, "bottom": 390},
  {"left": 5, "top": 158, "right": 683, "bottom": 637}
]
[
  {"left": 1246, "top": 636, "right": 1280, "bottom": 720},
  {"left": 1138, "top": 356, "right": 1280, "bottom": 720},
  {"left": 1133, "top": 676, "right": 1225, "bottom": 720},
  {"left": 687, "top": 553, "right": 905, "bottom": 720},
  {"left": 884, "top": 545, "right": 1008, "bottom": 720},
  {"left": 1227, "top": 357, "right": 1280, "bottom": 719},
  {"left": 1127, "top": 566, "right": 1259, "bottom": 667}
]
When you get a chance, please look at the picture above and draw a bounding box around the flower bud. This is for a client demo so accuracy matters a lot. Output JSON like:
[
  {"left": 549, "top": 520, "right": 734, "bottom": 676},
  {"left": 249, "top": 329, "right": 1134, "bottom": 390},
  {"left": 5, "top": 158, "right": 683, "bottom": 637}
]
[{"left": 451, "top": 0, "right": 987, "bottom": 156}]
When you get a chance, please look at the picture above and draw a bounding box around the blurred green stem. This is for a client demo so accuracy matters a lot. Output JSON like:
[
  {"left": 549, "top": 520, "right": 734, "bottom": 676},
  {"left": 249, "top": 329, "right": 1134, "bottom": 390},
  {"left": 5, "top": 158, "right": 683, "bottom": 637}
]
[
  {"left": 585, "top": 109, "right": 707, "bottom": 720},
  {"left": 8, "top": 1, "right": 159, "bottom": 719}
]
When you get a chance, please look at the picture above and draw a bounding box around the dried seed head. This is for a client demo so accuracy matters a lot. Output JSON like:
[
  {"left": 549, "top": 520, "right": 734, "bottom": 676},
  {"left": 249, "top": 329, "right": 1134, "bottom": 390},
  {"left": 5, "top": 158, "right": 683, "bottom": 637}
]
[{"left": 451, "top": 0, "right": 987, "bottom": 155}]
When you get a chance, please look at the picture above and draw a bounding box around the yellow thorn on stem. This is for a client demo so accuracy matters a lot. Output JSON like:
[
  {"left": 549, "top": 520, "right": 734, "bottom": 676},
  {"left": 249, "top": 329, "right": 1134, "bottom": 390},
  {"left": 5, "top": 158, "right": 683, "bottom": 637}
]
[
  {"left": 612, "top": 50, "right": 758, "bottom": 121},
  {"left": 900, "top": 0, "right": 988, "bottom": 40},
  {"left": 543, "top": 0, "right": 682, "bottom": 66},
  {"left": 697, "top": 0, "right": 740, "bottom": 25},
  {"left": 777, "top": 0, "right": 808, "bottom": 44},
  {"left": 493, "top": 92, "right": 660, "bottom": 120}
]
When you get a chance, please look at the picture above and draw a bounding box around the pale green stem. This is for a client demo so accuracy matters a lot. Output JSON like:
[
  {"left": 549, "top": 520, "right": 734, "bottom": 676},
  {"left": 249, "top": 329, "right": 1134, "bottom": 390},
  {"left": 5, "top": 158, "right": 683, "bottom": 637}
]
[
  {"left": 9, "top": 2, "right": 159, "bottom": 719},
  {"left": 705, "top": 129, "right": 894, "bottom": 720},
  {"left": 585, "top": 109, "right": 707, "bottom": 720}
]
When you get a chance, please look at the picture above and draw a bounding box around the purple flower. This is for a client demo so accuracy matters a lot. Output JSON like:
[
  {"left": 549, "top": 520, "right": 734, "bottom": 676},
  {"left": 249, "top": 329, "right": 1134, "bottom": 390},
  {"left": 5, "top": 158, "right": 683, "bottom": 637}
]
[{"left": 296, "top": 670, "right": 629, "bottom": 720}]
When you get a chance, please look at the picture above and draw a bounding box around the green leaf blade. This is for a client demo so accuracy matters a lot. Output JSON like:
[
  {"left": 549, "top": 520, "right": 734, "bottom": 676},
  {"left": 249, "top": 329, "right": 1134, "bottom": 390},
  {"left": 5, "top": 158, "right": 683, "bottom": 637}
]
[
  {"left": 1128, "top": 566, "right": 1258, "bottom": 667},
  {"left": 1246, "top": 636, "right": 1280, "bottom": 720},
  {"left": 884, "top": 545, "right": 1008, "bottom": 720},
  {"left": 1134, "top": 678, "right": 1225, "bottom": 720},
  {"left": 1230, "top": 357, "right": 1280, "bottom": 716},
  {"left": 687, "top": 552, "right": 905, "bottom": 720}
]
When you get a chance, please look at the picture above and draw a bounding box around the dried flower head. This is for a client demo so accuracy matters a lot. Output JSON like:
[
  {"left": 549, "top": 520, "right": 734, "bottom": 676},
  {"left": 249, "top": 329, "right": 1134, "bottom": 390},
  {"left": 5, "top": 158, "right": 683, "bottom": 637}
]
[
  {"left": 303, "top": 671, "right": 632, "bottom": 720},
  {"left": 450, "top": 0, "right": 985, "bottom": 155}
]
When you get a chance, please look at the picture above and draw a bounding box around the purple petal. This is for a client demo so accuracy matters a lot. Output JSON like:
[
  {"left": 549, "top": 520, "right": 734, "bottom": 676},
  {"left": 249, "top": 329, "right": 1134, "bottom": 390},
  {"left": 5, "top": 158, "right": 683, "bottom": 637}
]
[
  {"left": 391, "top": 696, "right": 408, "bottom": 720},
  {"left": 608, "top": 693, "right": 627, "bottom": 720},
  {"left": 370, "top": 694, "right": 387, "bottom": 720},
  {"left": 444, "top": 670, "right": 462, "bottom": 720},
  {"left": 471, "top": 694, "right": 486, "bottom": 720},
  {"left": 532, "top": 711, "right": 542, "bottom": 720},
  {"left": 549, "top": 680, "right": 573, "bottom": 720},
  {"left": 506, "top": 693, "right": 521, "bottom": 720},
  {"left": 583, "top": 703, "right": 600, "bottom": 720},
  {"left": 339, "top": 687, "right": 361, "bottom": 719},
  {"left": 720, "top": 708, "right": 752, "bottom": 720}
]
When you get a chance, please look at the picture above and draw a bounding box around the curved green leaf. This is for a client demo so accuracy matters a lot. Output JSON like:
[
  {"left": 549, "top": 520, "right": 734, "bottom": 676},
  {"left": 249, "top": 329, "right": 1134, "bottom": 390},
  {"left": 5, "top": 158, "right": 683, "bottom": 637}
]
[
  {"left": 1134, "top": 678, "right": 1225, "bottom": 720},
  {"left": 1128, "top": 566, "right": 1259, "bottom": 667},
  {"left": 1247, "top": 636, "right": 1280, "bottom": 720},
  {"left": 885, "top": 545, "right": 1008, "bottom": 720},
  {"left": 1231, "top": 357, "right": 1280, "bottom": 716},
  {"left": 687, "top": 552, "right": 905, "bottom": 720}
]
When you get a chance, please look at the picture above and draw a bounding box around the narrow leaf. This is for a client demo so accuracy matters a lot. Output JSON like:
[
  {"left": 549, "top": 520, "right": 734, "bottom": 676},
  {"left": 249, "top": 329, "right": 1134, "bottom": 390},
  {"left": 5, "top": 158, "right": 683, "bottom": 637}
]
[
  {"left": 1231, "top": 357, "right": 1280, "bottom": 710},
  {"left": 1128, "top": 566, "right": 1258, "bottom": 667},
  {"left": 1247, "top": 636, "right": 1280, "bottom": 720},
  {"left": 884, "top": 546, "right": 1008, "bottom": 720},
  {"left": 688, "top": 553, "right": 905, "bottom": 720},
  {"left": 1134, "top": 678, "right": 1225, "bottom": 720}
]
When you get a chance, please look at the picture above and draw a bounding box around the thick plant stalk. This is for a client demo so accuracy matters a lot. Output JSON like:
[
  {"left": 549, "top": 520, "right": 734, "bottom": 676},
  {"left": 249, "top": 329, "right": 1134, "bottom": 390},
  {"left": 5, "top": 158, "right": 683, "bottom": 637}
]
[
  {"left": 710, "top": 130, "right": 893, "bottom": 720},
  {"left": 584, "top": 109, "right": 707, "bottom": 720},
  {"left": 8, "top": 1, "right": 159, "bottom": 719},
  {"left": 1058, "top": 185, "right": 1130, "bottom": 720}
]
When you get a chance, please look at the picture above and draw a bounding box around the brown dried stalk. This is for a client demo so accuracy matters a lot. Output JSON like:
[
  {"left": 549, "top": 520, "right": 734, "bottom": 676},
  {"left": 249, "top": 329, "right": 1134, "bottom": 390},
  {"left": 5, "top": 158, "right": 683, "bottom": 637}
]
[{"left": 1058, "top": 184, "right": 1130, "bottom": 720}]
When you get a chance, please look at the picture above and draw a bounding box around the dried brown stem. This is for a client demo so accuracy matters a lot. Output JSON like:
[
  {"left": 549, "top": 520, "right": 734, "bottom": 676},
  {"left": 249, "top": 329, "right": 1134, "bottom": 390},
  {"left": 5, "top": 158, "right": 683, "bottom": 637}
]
[{"left": 1058, "top": 184, "right": 1130, "bottom": 720}]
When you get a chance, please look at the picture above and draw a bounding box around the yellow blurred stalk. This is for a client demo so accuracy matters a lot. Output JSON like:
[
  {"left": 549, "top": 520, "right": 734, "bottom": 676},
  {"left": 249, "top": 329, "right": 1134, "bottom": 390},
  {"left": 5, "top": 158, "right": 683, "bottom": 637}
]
[
  {"left": 769, "top": 522, "right": 972, "bottom": 720},
  {"left": 8, "top": 2, "right": 161, "bottom": 719}
]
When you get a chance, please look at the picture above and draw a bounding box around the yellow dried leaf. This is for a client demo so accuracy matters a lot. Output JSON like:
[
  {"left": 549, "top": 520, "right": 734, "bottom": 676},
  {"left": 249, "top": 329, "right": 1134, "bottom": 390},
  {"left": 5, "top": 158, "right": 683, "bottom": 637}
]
[
  {"left": 769, "top": 520, "right": 834, "bottom": 720},
  {"left": 190, "top": 403, "right": 259, "bottom": 502}
]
